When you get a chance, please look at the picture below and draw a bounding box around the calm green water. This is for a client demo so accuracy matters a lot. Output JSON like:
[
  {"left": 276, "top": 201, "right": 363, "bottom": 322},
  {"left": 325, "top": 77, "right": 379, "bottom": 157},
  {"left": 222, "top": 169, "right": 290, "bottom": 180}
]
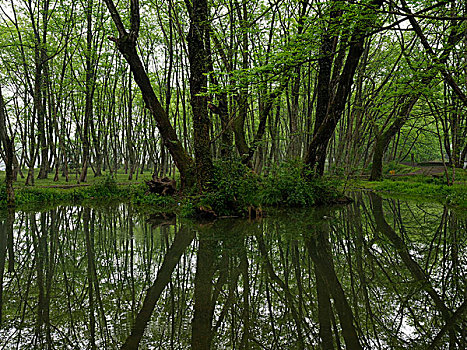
[{"left": 0, "top": 193, "right": 465, "bottom": 349}]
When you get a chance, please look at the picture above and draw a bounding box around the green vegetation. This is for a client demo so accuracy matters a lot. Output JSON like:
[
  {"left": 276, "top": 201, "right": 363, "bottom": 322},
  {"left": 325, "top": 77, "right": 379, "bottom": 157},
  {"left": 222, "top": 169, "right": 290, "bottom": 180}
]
[
  {"left": 0, "top": 170, "right": 171, "bottom": 210},
  {"left": 352, "top": 168, "right": 467, "bottom": 208},
  {"left": 187, "top": 160, "right": 342, "bottom": 217},
  {"left": 0, "top": 161, "right": 343, "bottom": 216},
  {"left": 1, "top": 0, "right": 466, "bottom": 199}
]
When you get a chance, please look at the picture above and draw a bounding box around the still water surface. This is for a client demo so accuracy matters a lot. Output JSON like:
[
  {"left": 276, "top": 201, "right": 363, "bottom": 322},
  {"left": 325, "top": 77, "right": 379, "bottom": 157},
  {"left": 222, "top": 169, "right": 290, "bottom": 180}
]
[{"left": 0, "top": 193, "right": 465, "bottom": 349}]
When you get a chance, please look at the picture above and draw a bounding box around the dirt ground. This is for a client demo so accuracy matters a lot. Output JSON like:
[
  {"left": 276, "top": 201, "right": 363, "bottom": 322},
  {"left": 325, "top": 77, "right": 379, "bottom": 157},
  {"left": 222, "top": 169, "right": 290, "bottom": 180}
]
[{"left": 406, "top": 165, "right": 447, "bottom": 176}]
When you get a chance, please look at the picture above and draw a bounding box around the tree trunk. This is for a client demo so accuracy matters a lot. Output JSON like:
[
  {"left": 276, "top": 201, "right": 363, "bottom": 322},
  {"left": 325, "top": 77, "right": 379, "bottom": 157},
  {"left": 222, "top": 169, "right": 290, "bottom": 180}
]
[
  {"left": 369, "top": 96, "right": 418, "bottom": 180},
  {"left": 0, "top": 86, "right": 15, "bottom": 206},
  {"left": 304, "top": 0, "right": 383, "bottom": 175},
  {"left": 187, "top": 0, "right": 214, "bottom": 190},
  {"left": 36, "top": 0, "right": 50, "bottom": 180},
  {"left": 103, "top": 0, "right": 195, "bottom": 187}
]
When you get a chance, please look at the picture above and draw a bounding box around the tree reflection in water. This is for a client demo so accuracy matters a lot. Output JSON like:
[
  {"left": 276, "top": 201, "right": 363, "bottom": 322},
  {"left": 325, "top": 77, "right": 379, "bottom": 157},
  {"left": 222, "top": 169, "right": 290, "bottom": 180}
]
[{"left": 0, "top": 195, "right": 465, "bottom": 349}]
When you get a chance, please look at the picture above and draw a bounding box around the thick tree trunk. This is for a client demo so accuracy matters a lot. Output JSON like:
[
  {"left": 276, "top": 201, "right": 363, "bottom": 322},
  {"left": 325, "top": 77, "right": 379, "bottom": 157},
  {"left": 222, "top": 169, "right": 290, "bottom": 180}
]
[
  {"left": 304, "top": 0, "right": 383, "bottom": 175},
  {"left": 305, "top": 38, "right": 366, "bottom": 174},
  {"left": 187, "top": 0, "right": 213, "bottom": 190}
]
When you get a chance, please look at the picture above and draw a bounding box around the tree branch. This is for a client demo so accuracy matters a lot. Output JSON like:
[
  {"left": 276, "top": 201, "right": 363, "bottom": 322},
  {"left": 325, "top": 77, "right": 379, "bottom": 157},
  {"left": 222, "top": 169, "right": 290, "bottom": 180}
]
[{"left": 102, "top": 0, "right": 128, "bottom": 38}]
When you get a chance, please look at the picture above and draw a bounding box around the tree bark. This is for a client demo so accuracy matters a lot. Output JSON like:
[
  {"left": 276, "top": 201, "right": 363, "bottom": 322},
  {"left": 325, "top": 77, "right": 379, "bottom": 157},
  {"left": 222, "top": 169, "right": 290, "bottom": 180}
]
[
  {"left": 36, "top": 0, "right": 50, "bottom": 180},
  {"left": 304, "top": 0, "right": 383, "bottom": 175},
  {"left": 80, "top": 0, "right": 95, "bottom": 183},
  {"left": 103, "top": 0, "right": 195, "bottom": 187},
  {"left": 0, "top": 86, "right": 15, "bottom": 206},
  {"left": 186, "top": 0, "right": 214, "bottom": 190}
]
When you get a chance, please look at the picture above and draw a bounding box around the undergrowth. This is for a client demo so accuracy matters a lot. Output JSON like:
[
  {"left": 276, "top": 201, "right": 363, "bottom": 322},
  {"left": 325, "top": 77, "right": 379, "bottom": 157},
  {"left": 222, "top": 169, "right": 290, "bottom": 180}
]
[
  {"left": 373, "top": 180, "right": 466, "bottom": 207},
  {"left": 1, "top": 161, "right": 343, "bottom": 215},
  {"left": 188, "top": 159, "right": 342, "bottom": 217},
  {"left": 0, "top": 175, "right": 174, "bottom": 210}
]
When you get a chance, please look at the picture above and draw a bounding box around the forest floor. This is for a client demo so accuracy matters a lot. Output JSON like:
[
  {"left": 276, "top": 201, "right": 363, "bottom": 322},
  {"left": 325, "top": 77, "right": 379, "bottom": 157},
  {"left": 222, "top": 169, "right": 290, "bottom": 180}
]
[
  {"left": 350, "top": 165, "right": 467, "bottom": 208},
  {"left": 394, "top": 165, "right": 445, "bottom": 176},
  {"left": 4, "top": 170, "right": 154, "bottom": 189},
  {"left": 1, "top": 165, "right": 466, "bottom": 211}
]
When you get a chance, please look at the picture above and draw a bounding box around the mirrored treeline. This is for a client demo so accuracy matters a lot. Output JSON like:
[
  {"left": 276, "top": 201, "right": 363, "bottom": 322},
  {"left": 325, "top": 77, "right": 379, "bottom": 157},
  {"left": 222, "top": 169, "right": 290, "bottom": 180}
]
[{"left": 0, "top": 195, "right": 465, "bottom": 349}]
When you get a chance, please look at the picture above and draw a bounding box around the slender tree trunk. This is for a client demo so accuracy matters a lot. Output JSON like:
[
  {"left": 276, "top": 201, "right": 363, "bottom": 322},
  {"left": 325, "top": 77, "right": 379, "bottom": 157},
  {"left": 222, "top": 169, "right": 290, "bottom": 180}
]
[
  {"left": 0, "top": 86, "right": 15, "bottom": 206},
  {"left": 103, "top": 0, "right": 195, "bottom": 187},
  {"left": 80, "top": 0, "right": 95, "bottom": 183},
  {"left": 37, "top": 0, "right": 50, "bottom": 180}
]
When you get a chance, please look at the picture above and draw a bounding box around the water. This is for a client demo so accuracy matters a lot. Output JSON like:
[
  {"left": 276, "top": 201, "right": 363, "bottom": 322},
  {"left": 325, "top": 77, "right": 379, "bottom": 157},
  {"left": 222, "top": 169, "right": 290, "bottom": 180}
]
[{"left": 0, "top": 193, "right": 465, "bottom": 349}]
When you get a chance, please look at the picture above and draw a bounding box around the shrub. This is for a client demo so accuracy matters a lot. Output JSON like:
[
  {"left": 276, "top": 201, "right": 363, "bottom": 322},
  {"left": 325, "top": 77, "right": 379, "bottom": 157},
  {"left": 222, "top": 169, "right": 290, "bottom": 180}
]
[
  {"left": 260, "top": 160, "right": 339, "bottom": 206},
  {"left": 89, "top": 175, "right": 119, "bottom": 197},
  {"left": 129, "top": 183, "right": 176, "bottom": 206},
  {"left": 200, "top": 160, "right": 260, "bottom": 216}
]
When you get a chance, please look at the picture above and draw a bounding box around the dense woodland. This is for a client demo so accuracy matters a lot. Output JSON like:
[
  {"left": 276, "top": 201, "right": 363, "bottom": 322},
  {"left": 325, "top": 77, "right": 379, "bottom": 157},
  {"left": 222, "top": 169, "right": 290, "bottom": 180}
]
[{"left": 0, "top": 0, "right": 466, "bottom": 192}]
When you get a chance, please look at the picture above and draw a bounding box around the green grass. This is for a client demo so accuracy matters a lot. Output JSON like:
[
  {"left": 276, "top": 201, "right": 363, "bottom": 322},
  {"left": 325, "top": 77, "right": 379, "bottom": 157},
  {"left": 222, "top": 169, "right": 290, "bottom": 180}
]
[
  {"left": 0, "top": 162, "right": 345, "bottom": 217},
  {"left": 382, "top": 161, "right": 420, "bottom": 175},
  {"left": 0, "top": 168, "right": 155, "bottom": 189},
  {"left": 0, "top": 169, "right": 175, "bottom": 211},
  {"left": 351, "top": 170, "right": 467, "bottom": 208}
]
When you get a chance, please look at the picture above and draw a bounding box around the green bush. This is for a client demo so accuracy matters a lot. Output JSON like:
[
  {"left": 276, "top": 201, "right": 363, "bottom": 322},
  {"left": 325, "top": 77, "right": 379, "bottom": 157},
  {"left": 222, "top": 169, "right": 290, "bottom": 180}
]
[
  {"left": 89, "top": 175, "right": 120, "bottom": 197},
  {"left": 129, "top": 183, "right": 176, "bottom": 206},
  {"left": 200, "top": 160, "right": 260, "bottom": 216},
  {"left": 260, "top": 160, "right": 339, "bottom": 206},
  {"left": 195, "top": 159, "right": 341, "bottom": 216}
]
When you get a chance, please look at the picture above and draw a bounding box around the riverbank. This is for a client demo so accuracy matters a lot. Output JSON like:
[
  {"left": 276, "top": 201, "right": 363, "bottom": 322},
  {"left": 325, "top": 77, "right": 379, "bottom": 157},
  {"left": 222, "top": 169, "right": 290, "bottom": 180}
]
[
  {"left": 348, "top": 171, "right": 467, "bottom": 208},
  {"left": 2, "top": 162, "right": 466, "bottom": 213},
  {"left": 0, "top": 161, "right": 344, "bottom": 215}
]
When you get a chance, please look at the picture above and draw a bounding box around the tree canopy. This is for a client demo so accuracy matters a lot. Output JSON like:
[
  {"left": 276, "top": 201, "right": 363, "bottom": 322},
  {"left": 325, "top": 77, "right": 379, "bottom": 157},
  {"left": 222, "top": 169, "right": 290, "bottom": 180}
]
[{"left": 0, "top": 0, "right": 465, "bottom": 189}]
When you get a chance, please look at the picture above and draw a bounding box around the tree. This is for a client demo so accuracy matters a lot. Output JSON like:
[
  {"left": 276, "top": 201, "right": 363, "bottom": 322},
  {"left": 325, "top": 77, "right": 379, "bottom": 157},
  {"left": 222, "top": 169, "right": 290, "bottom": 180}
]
[
  {"left": 0, "top": 85, "right": 15, "bottom": 206},
  {"left": 102, "top": 0, "right": 195, "bottom": 187},
  {"left": 304, "top": 0, "right": 384, "bottom": 176},
  {"left": 369, "top": 0, "right": 467, "bottom": 180},
  {"left": 185, "top": 0, "right": 214, "bottom": 189}
]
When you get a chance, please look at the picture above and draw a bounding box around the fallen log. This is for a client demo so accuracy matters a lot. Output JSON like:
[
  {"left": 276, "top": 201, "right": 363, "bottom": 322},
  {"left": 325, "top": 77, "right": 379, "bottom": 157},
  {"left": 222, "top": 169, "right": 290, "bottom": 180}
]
[{"left": 145, "top": 177, "right": 177, "bottom": 196}]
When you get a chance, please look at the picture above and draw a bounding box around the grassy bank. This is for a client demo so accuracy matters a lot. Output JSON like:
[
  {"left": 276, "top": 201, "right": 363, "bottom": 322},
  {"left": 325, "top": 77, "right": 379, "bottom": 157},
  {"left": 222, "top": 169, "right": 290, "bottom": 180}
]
[
  {"left": 0, "top": 161, "right": 344, "bottom": 215},
  {"left": 0, "top": 177, "right": 173, "bottom": 212},
  {"left": 350, "top": 171, "right": 467, "bottom": 208}
]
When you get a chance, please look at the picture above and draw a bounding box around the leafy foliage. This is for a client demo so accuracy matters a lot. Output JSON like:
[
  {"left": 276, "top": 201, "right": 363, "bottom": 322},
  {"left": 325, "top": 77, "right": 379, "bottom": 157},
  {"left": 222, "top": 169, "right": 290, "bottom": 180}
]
[
  {"left": 199, "top": 160, "right": 261, "bottom": 216},
  {"left": 190, "top": 159, "right": 342, "bottom": 217},
  {"left": 260, "top": 160, "right": 340, "bottom": 206}
]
